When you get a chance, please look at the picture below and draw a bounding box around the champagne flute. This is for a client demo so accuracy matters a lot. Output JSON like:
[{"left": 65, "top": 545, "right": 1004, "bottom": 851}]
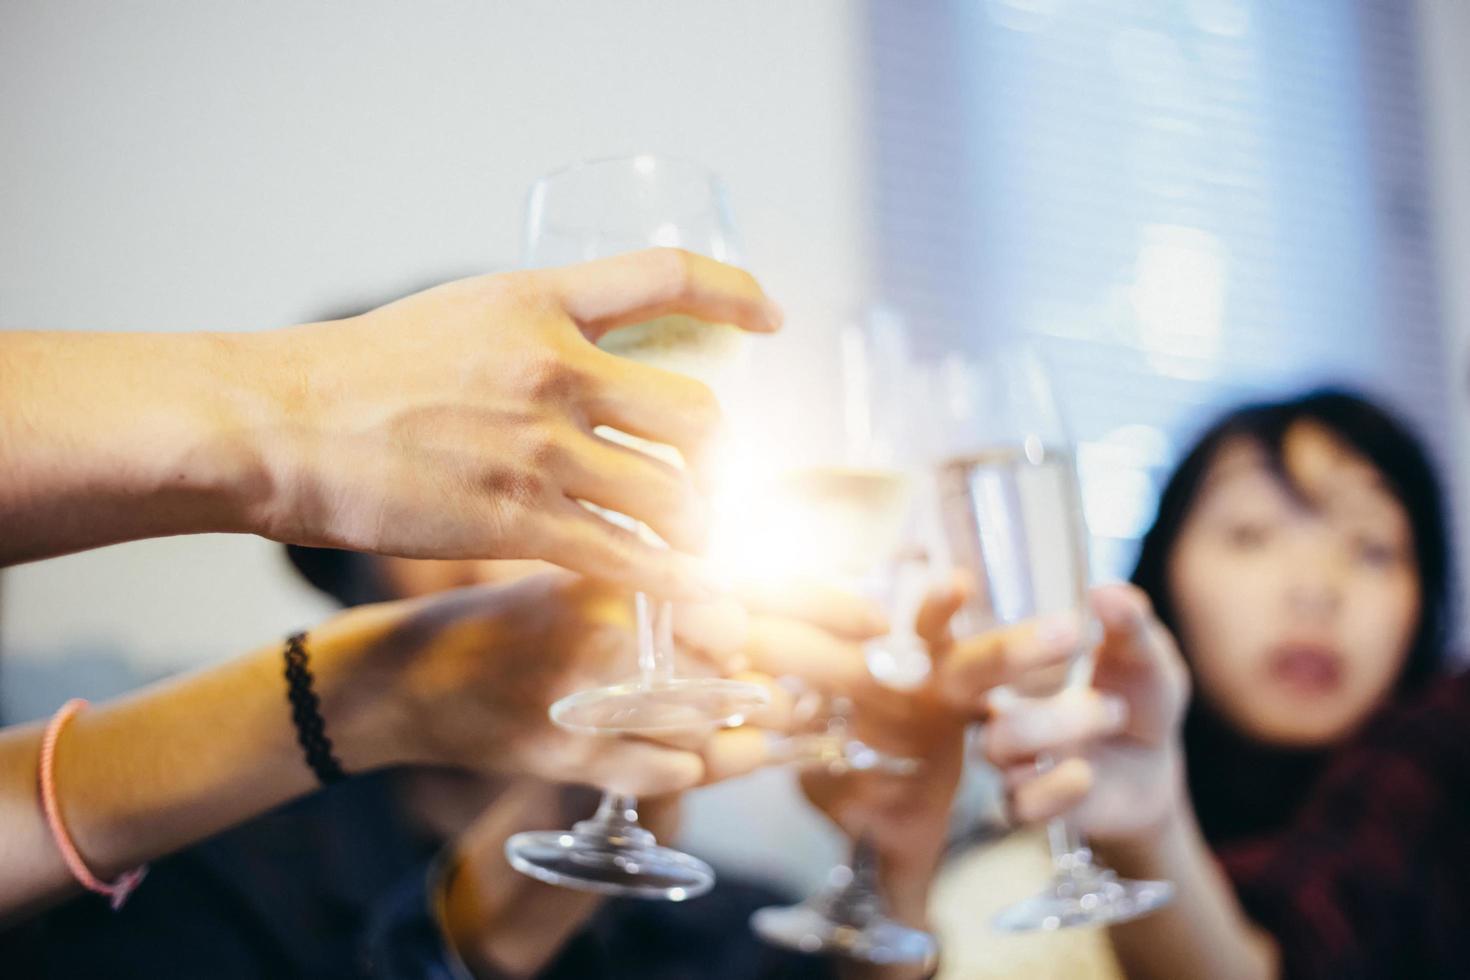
[
  {"left": 746, "top": 313, "right": 939, "bottom": 965},
  {"left": 928, "top": 345, "right": 1173, "bottom": 931},
  {"left": 504, "top": 155, "right": 769, "bottom": 900}
]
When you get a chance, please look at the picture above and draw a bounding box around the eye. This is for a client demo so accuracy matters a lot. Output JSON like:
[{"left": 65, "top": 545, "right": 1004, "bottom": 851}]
[{"left": 1353, "top": 536, "right": 1403, "bottom": 568}]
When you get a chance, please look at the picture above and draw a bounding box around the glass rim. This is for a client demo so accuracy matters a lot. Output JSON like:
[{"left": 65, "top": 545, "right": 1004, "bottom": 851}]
[
  {"left": 527, "top": 151, "right": 724, "bottom": 188},
  {"left": 521, "top": 152, "right": 735, "bottom": 266}
]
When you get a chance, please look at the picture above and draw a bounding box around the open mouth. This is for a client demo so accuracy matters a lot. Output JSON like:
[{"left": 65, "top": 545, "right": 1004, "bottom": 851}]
[{"left": 1266, "top": 644, "right": 1345, "bottom": 696}]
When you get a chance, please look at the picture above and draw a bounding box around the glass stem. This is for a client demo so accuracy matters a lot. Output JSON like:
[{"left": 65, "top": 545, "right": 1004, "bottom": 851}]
[
  {"left": 1047, "top": 817, "right": 1088, "bottom": 874},
  {"left": 593, "top": 792, "right": 640, "bottom": 828},
  {"left": 1037, "top": 752, "right": 1090, "bottom": 876},
  {"left": 847, "top": 834, "right": 881, "bottom": 897},
  {"left": 817, "top": 834, "right": 883, "bottom": 926},
  {"left": 635, "top": 592, "right": 676, "bottom": 686}
]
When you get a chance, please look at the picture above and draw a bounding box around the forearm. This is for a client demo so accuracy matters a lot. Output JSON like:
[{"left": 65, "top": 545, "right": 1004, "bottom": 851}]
[
  {"left": 441, "top": 859, "right": 601, "bottom": 979},
  {"left": 1098, "top": 807, "right": 1279, "bottom": 980},
  {"left": 0, "top": 330, "right": 287, "bottom": 565},
  {"left": 0, "top": 606, "right": 406, "bottom": 920},
  {"left": 836, "top": 956, "right": 935, "bottom": 980},
  {"left": 438, "top": 782, "right": 605, "bottom": 978}
]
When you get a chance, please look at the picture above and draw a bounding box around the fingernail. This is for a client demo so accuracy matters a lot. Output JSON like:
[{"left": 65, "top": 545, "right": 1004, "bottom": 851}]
[{"left": 763, "top": 298, "right": 785, "bottom": 330}]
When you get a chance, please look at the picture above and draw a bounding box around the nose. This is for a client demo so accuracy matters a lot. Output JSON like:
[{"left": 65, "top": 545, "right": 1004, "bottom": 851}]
[{"left": 1284, "top": 534, "right": 1344, "bottom": 619}]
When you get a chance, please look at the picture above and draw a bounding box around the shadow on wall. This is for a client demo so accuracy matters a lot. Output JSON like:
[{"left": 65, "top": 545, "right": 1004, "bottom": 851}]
[{"left": 0, "top": 644, "right": 170, "bottom": 725}]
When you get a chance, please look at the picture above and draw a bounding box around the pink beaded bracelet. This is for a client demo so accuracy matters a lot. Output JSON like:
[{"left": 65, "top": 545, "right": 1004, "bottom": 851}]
[{"left": 39, "top": 698, "right": 148, "bottom": 910}]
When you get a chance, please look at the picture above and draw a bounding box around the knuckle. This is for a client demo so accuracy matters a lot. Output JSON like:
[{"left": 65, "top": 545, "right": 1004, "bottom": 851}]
[
  {"left": 486, "top": 464, "right": 546, "bottom": 509},
  {"left": 523, "top": 422, "right": 568, "bottom": 471},
  {"left": 478, "top": 270, "right": 556, "bottom": 327},
  {"left": 519, "top": 350, "right": 584, "bottom": 403},
  {"left": 649, "top": 247, "right": 696, "bottom": 300}
]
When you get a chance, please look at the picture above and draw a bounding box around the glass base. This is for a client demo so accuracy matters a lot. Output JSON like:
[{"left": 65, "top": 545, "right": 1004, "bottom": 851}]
[
  {"left": 750, "top": 903, "right": 938, "bottom": 964},
  {"left": 992, "top": 867, "right": 1173, "bottom": 932},
  {"left": 549, "top": 676, "right": 770, "bottom": 735},
  {"left": 504, "top": 822, "right": 715, "bottom": 901}
]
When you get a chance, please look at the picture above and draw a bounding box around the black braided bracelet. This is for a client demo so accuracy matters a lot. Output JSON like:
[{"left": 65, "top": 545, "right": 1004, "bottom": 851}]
[{"left": 283, "top": 632, "right": 347, "bottom": 786}]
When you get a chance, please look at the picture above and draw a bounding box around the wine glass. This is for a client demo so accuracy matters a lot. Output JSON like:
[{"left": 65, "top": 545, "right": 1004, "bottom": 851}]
[
  {"left": 745, "top": 312, "right": 939, "bottom": 965},
  {"left": 504, "top": 154, "right": 769, "bottom": 900},
  {"left": 927, "top": 344, "right": 1173, "bottom": 932}
]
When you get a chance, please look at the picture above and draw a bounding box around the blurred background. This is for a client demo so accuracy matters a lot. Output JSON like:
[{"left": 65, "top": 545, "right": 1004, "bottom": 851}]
[{"left": 3, "top": 0, "right": 1468, "bottom": 894}]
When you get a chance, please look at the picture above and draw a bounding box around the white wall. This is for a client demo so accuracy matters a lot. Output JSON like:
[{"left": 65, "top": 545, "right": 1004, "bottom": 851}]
[
  {"left": 0, "top": 0, "right": 868, "bottom": 891},
  {"left": 1420, "top": 0, "right": 1470, "bottom": 606}
]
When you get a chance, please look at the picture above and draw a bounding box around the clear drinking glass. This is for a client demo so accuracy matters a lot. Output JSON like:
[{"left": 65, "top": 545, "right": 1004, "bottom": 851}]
[
  {"left": 927, "top": 345, "right": 1172, "bottom": 932},
  {"left": 746, "top": 312, "right": 938, "bottom": 965},
  {"left": 503, "top": 155, "right": 769, "bottom": 900}
]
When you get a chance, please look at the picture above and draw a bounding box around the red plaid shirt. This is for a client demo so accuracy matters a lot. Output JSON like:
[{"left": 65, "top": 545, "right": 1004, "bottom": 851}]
[{"left": 1220, "top": 671, "right": 1470, "bottom": 979}]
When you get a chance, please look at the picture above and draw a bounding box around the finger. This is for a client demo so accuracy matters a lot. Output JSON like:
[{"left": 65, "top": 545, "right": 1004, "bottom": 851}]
[
  {"left": 1089, "top": 583, "right": 1160, "bottom": 666},
  {"left": 533, "top": 499, "right": 723, "bottom": 601},
  {"left": 673, "top": 597, "right": 751, "bottom": 673},
  {"left": 914, "top": 569, "right": 973, "bottom": 645},
  {"left": 736, "top": 579, "right": 888, "bottom": 639},
  {"left": 983, "top": 689, "right": 1128, "bottom": 767},
  {"left": 578, "top": 740, "right": 706, "bottom": 797},
  {"left": 699, "top": 725, "right": 779, "bottom": 785},
  {"left": 1002, "top": 762, "right": 1044, "bottom": 793},
  {"left": 547, "top": 248, "right": 783, "bottom": 339},
  {"left": 743, "top": 615, "right": 870, "bottom": 692},
  {"left": 1090, "top": 582, "right": 1187, "bottom": 689},
  {"left": 734, "top": 672, "right": 796, "bottom": 733},
  {"left": 1009, "top": 758, "right": 1093, "bottom": 825},
  {"left": 936, "top": 614, "right": 1081, "bottom": 709},
  {"left": 558, "top": 429, "right": 709, "bottom": 553},
  {"left": 582, "top": 355, "right": 724, "bottom": 467}
]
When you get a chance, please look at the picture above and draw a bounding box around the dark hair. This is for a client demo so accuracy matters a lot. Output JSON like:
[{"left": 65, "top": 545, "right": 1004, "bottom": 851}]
[
  {"left": 1130, "top": 388, "right": 1454, "bottom": 845},
  {"left": 1131, "top": 387, "right": 1452, "bottom": 694},
  {"left": 285, "top": 545, "right": 383, "bottom": 609}
]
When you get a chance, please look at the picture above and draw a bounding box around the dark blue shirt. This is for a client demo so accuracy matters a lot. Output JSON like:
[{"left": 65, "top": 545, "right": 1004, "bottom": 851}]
[{"left": 2, "top": 773, "right": 834, "bottom": 979}]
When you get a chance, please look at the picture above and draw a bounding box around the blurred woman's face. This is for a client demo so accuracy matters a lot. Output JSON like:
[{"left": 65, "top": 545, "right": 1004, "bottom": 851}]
[{"left": 1168, "top": 423, "right": 1421, "bottom": 747}]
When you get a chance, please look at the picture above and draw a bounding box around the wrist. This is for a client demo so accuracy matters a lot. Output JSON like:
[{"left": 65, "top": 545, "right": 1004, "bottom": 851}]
[
  {"left": 216, "top": 326, "right": 321, "bottom": 543},
  {"left": 305, "top": 602, "right": 425, "bottom": 773},
  {"left": 438, "top": 855, "right": 519, "bottom": 980},
  {"left": 441, "top": 843, "right": 603, "bottom": 979},
  {"left": 135, "top": 330, "right": 291, "bottom": 537},
  {"left": 879, "top": 862, "right": 937, "bottom": 932}
]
